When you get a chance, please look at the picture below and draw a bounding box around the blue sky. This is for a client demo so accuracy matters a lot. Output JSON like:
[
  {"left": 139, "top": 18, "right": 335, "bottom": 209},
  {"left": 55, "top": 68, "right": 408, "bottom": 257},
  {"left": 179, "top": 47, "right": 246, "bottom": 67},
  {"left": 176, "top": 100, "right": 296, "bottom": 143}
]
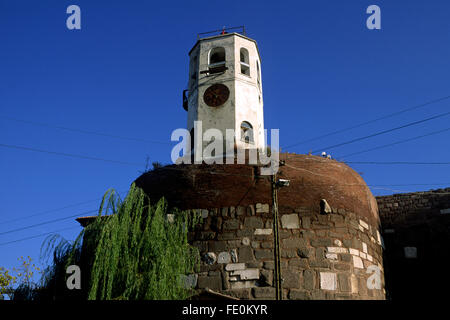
[{"left": 1, "top": 0, "right": 449, "bottom": 283}]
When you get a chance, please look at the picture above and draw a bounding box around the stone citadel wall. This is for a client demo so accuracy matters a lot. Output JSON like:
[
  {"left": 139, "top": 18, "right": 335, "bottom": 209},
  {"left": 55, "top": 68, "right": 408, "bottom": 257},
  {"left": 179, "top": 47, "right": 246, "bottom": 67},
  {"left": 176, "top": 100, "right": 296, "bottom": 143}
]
[
  {"left": 187, "top": 201, "right": 385, "bottom": 300},
  {"left": 376, "top": 188, "right": 450, "bottom": 300}
]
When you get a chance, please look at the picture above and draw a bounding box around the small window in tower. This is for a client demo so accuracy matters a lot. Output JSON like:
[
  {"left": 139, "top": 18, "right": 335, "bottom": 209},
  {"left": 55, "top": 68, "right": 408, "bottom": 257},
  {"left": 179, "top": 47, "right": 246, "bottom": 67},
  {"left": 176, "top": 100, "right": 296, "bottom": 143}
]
[
  {"left": 240, "top": 121, "right": 254, "bottom": 144},
  {"left": 257, "top": 60, "right": 261, "bottom": 87},
  {"left": 191, "top": 56, "right": 198, "bottom": 81},
  {"left": 240, "top": 48, "right": 250, "bottom": 76},
  {"left": 209, "top": 47, "right": 226, "bottom": 67}
]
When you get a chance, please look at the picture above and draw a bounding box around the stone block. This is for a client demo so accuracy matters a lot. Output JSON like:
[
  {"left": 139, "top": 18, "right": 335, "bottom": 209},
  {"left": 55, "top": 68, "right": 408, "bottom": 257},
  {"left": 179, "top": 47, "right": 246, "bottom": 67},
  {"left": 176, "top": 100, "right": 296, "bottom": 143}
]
[
  {"left": 256, "top": 203, "right": 270, "bottom": 213},
  {"left": 251, "top": 241, "right": 260, "bottom": 249},
  {"left": 254, "top": 249, "right": 273, "bottom": 260},
  {"left": 351, "top": 275, "right": 358, "bottom": 294},
  {"left": 231, "top": 268, "right": 259, "bottom": 280},
  {"left": 289, "top": 289, "right": 311, "bottom": 300},
  {"left": 260, "top": 269, "right": 273, "bottom": 286},
  {"left": 334, "top": 263, "right": 350, "bottom": 271},
  {"left": 404, "top": 247, "right": 417, "bottom": 258},
  {"left": 338, "top": 274, "right": 351, "bottom": 292},
  {"left": 340, "top": 253, "right": 352, "bottom": 263},
  {"left": 254, "top": 228, "right": 272, "bottom": 235},
  {"left": 353, "top": 256, "right": 364, "bottom": 269},
  {"left": 246, "top": 261, "right": 263, "bottom": 268},
  {"left": 309, "top": 260, "right": 330, "bottom": 268},
  {"left": 222, "top": 289, "right": 251, "bottom": 299},
  {"left": 320, "top": 199, "right": 332, "bottom": 214},
  {"left": 282, "top": 238, "right": 307, "bottom": 248},
  {"left": 349, "top": 248, "right": 359, "bottom": 256},
  {"left": 236, "top": 206, "right": 246, "bottom": 216},
  {"left": 310, "top": 238, "right": 333, "bottom": 247},
  {"left": 223, "top": 219, "right": 240, "bottom": 230},
  {"left": 197, "top": 275, "right": 222, "bottom": 290},
  {"left": 303, "top": 270, "right": 315, "bottom": 290},
  {"left": 217, "top": 232, "right": 236, "bottom": 241},
  {"left": 302, "top": 217, "right": 311, "bottom": 229},
  {"left": 289, "top": 258, "right": 309, "bottom": 269},
  {"left": 359, "top": 219, "right": 369, "bottom": 230},
  {"left": 362, "top": 242, "right": 368, "bottom": 254},
  {"left": 327, "top": 247, "right": 348, "bottom": 254},
  {"left": 217, "top": 252, "right": 231, "bottom": 264},
  {"left": 261, "top": 242, "right": 273, "bottom": 249},
  {"left": 199, "top": 231, "right": 216, "bottom": 240},
  {"left": 252, "top": 287, "right": 275, "bottom": 299},
  {"left": 203, "top": 252, "right": 217, "bottom": 265},
  {"left": 225, "top": 263, "right": 246, "bottom": 271},
  {"left": 230, "top": 280, "right": 257, "bottom": 290},
  {"left": 236, "top": 229, "right": 253, "bottom": 237},
  {"left": 326, "top": 253, "right": 338, "bottom": 260},
  {"left": 220, "top": 207, "right": 228, "bottom": 217},
  {"left": 281, "top": 214, "right": 300, "bottom": 229},
  {"left": 281, "top": 249, "right": 298, "bottom": 258},
  {"left": 297, "top": 246, "right": 313, "bottom": 258},
  {"left": 238, "top": 246, "right": 255, "bottom": 262},
  {"left": 209, "top": 241, "right": 226, "bottom": 252},
  {"left": 244, "top": 216, "right": 264, "bottom": 229},
  {"left": 320, "top": 272, "right": 337, "bottom": 290}
]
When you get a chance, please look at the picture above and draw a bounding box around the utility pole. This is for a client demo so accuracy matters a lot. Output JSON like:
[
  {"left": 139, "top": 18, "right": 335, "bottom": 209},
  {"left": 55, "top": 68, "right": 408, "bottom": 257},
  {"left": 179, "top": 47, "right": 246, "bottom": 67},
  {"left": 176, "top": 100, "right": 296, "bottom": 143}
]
[
  {"left": 272, "top": 173, "right": 282, "bottom": 300},
  {"left": 271, "top": 158, "right": 288, "bottom": 300}
]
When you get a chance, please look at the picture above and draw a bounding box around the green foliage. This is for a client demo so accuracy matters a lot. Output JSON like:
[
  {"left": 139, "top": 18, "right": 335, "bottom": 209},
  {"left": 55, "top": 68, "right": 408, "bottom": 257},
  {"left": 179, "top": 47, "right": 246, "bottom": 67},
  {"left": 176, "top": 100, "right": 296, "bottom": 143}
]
[
  {"left": 0, "top": 256, "right": 42, "bottom": 300},
  {"left": 86, "top": 184, "right": 201, "bottom": 300},
  {"left": 37, "top": 184, "right": 201, "bottom": 300}
]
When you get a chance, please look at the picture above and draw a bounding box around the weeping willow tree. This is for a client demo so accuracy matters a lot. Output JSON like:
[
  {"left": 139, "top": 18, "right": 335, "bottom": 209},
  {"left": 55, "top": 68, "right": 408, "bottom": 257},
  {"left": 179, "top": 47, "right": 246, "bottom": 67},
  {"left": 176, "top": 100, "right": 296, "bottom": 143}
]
[{"left": 39, "top": 184, "right": 201, "bottom": 300}]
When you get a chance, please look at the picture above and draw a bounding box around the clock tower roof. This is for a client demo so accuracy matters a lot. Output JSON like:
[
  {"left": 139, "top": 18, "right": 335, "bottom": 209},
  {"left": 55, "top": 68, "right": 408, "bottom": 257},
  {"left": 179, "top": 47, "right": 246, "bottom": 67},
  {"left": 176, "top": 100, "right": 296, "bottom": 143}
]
[{"left": 188, "top": 32, "right": 262, "bottom": 62}]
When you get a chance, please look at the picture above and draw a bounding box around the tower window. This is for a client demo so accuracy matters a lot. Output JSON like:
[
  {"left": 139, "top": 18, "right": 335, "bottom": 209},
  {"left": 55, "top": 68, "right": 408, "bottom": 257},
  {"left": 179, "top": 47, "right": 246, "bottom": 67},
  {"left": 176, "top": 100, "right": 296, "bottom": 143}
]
[
  {"left": 191, "top": 56, "right": 198, "bottom": 80},
  {"left": 240, "top": 48, "right": 250, "bottom": 76},
  {"left": 240, "top": 121, "right": 254, "bottom": 144},
  {"left": 209, "top": 47, "right": 226, "bottom": 67},
  {"left": 257, "top": 60, "right": 261, "bottom": 87}
]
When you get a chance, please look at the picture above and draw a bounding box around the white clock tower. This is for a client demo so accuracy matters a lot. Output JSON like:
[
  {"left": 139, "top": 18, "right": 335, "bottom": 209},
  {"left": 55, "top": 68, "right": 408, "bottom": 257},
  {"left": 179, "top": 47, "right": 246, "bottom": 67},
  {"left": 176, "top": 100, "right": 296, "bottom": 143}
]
[{"left": 183, "top": 28, "right": 265, "bottom": 156}]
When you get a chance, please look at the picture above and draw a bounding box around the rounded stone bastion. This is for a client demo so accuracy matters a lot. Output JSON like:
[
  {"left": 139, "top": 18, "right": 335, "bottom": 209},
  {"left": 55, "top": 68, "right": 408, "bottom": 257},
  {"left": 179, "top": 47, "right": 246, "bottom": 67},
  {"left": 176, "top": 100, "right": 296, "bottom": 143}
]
[{"left": 134, "top": 153, "right": 385, "bottom": 300}]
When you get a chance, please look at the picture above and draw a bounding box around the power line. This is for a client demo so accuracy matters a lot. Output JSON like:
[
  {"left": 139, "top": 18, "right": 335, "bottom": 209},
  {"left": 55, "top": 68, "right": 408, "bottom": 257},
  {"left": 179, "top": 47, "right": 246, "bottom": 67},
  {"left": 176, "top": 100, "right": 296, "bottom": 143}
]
[
  {"left": 0, "top": 190, "right": 127, "bottom": 225},
  {"left": 0, "top": 199, "right": 101, "bottom": 225},
  {"left": 0, "top": 226, "right": 81, "bottom": 247},
  {"left": 282, "top": 94, "right": 450, "bottom": 150},
  {"left": 0, "top": 143, "right": 143, "bottom": 167},
  {"left": 0, "top": 115, "right": 172, "bottom": 145},
  {"left": 338, "top": 126, "right": 450, "bottom": 159},
  {"left": 0, "top": 210, "right": 96, "bottom": 236},
  {"left": 311, "top": 110, "right": 450, "bottom": 154}
]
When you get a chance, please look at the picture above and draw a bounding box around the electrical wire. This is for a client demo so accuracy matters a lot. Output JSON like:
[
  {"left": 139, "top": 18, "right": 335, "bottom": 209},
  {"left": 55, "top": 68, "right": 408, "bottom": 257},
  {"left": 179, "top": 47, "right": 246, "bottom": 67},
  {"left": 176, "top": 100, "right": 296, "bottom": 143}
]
[
  {"left": 0, "top": 210, "right": 96, "bottom": 236},
  {"left": 0, "top": 226, "right": 81, "bottom": 247},
  {"left": 0, "top": 115, "right": 172, "bottom": 145},
  {"left": 311, "top": 110, "right": 450, "bottom": 154},
  {"left": 281, "top": 94, "right": 450, "bottom": 150},
  {"left": 338, "top": 127, "right": 450, "bottom": 159},
  {"left": 0, "top": 143, "right": 143, "bottom": 167}
]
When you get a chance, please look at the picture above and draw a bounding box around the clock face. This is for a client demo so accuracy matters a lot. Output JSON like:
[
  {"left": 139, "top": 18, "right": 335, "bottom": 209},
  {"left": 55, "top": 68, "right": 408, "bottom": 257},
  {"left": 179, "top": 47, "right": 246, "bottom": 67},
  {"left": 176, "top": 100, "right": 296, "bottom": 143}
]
[{"left": 203, "top": 84, "right": 230, "bottom": 107}]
